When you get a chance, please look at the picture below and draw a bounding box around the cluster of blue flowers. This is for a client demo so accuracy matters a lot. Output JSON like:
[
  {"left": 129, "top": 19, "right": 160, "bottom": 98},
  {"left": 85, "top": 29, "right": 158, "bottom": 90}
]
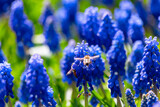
[
  {"left": 9, "top": 0, "right": 34, "bottom": 58},
  {"left": 19, "top": 54, "right": 56, "bottom": 106},
  {"left": 125, "top": 89, "right": 136, "bottom": 107},
  {"left": 0, "top": 75, "right": 6, "bottom": 107},
  {"left": 127, "top": 41, "right": 144, "bottom": 83},
  {"left": 107, "top": 30, "right": 126, "bottom": 97}
]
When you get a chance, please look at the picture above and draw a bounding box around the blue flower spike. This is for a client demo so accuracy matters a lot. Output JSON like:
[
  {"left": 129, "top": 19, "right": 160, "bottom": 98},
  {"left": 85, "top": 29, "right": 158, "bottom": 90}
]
[
  {"left": 147, "top": 91, "right": 158, "bottom": 107},
  {"left": 125, "top": 89, "right": 136, "bottom": 107},
  {"left": 0, "top": 75, "right": 6, "bottom": 107},
  {"left": 141, "top": 94, "right": 147, "bottom": 107}
]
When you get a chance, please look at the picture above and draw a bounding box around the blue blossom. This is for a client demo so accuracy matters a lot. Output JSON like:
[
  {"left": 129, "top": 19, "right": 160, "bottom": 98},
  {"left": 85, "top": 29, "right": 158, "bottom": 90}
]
[
  {"left": 18, "top": 71, "right": 29, "bottom": 104},
  {"left": 0, "top": 0, "right": 15, "bottom": 16},
  {"left": 125, "top": 89, "right": 136, "bottom": 107},
  {"left": 150, "top": 0, "right": 160, "bottom": 19},
  {"left": 89, "top": 45, "right": 105, "bottom": 87},
  {"left": 73, "top": 40, "right": 94, "bottom": 91},
  {"left": 61, "top": 40, "right": 77, "bottom": 84},
  {"left": 26, "top": 54, "right": 49, "bottom": 106},
  {"left": 42, "top": 86, "right": 57, "bottom": 107},
  {"left": 83, "top": 6, "right": 100, "bottom": 46},
  {"left": 132, "top": 61, "right": 149, "bottom": 97},
  {"left": 128, "top": 14, "right": 145, "bottom": 44},
  {"left": 114, "top": 9, "right": 130, "bottom": 42},
  {"left": 135, "top": 1, "right": 148, "bottom": 25},
  {"left": 141, "top": 95, "right": 147, "bottom": 107},
  {"left": 119, "top": 0, "right": 133, "bottom": 16},
  {"left": 107, "top": 30, "right": 127, "bottom": 97},
  {"left": 0, "top": 62, "right": 14, "bottom": 101},
  {"left": 153, "top": 101, "right": 160, "bottom": 107},
  {"left": 147, "top": 91, "right": 158, "bottom": 107},
  {"left": 0, "top": 75, "right": 6, "bottom": 107},
  {"left": 43, "top": 16, "right": 60, "bottom": 53},
  {"left": 62, "top": 0, "right": 78, "bottom": 23},
  {"left": 0, "top": 43, "right": 6, "bottom": 63},
  {"left": 97, "top": 12, "right": 117, "bottom": 52},
  {"left": 9, "top": 0, "right": 34, "bottom": 48},
  {"left": 15, "top": 101, "right": 21, "bottom": 107},
  {"left": 140, "top": 36, "right": 160, "bottom": 90},
  {"left": 39, "top": 3, "right": 54, "bottom": 26},
  {"left": 57, "top": 8, "right": 71, "bottom": 40},
  {"left": 90, "top": 97, "right": 99, "bottom": 107},
  {"left": 126, "top": 41, "right": 144, "bottom": 83}
]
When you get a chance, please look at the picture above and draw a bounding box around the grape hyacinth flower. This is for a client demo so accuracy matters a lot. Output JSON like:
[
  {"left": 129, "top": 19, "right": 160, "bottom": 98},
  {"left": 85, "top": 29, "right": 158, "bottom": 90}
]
[
  {"left": 150, "top": 0, "right": 160, "bottom": 19},
  {"left": 83, "top": 6, "right": 100, "bottom": 46},
  {"left": 0, "top": 0, "right": 15, "bottom": 16},
  {"left": 147, "top": 91, "right": 158, "bottom": 107},
  {"left": 132, "top": 61, "right": 148, "bottom": 97},
  {"left": 0, "top": 43, "right": 6, "bottom": 63},
  {"left": 141, "top": 95, "right": 147, "bottom": 107},
  {"left": 0, "top": 75, "right": 6, "bottom": 107},
  {"left": 126, "top": 41, "right": 144, "bottom": 83},
  {"left": 97, "top": 12, "right": 117, "bottom": 53},
  {"left": 61, "top": 40, "right": 76, "bottom": 84},
  {"left": 9, "top": 0, "right": 34, "bottom": 58},
  {"left": 119, "top": 0, "right": 133, "bottom": 16},
  {"left": 25, "top": 54, "right": 49, "bottom": 106},
  {"left": 57, "top": 8, "right": 71, "bottom": 40},
  {"left": 0, "top": 62, "right": 14, "bottom": 104},
  {"left": 140, "top": 36, "right": 160, "bottom": 94},
  {"left": 15, "top": 101, "right": 21, "bottom": 107},
  {"left": 89, "top": 45, "right": 105, "bottom": 87},
  {"left": 125, "top": 89, "right": 136, "bottom": 107},
  {"left": 107, "top": 30, "right": 128, "bottom": 106},
  {"left": 62, "top": 0, "right": 78, "bottom": 23},
  {"left": 39, "top": 3, "right": 54, "bottom": 26},
  {"left": 43, "top": 16, "right": 60, "bottom": 53},
  {"left": 18, "top": 71, "right": 29, "bottom": 104},
  {"left": 128, "top": 14, "right": 145, "bottom": 44}
]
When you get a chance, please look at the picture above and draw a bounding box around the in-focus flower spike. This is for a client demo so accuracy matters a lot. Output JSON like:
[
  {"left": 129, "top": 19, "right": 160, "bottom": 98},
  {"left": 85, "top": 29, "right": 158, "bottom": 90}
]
[
  {"left": 0, "top": 75, "right": 6, "bottom": 107},
  {"left": 89, "top": 45, "right": 105, "bottom": 86},
  {"left": 97, "top": 12, "right": 117, "bottom": 53},
  {"left": 61, "top": 40, "right": 77, "bottom": 84},
  {"left": 0, "top": 43, "right": 6, "bottom": 63},
  {"left": 141, "top": 94, "right": 148, "bottom": 107},
  {"left": 153, "top": 101, "right": 160, "bottom": 107},
  {"left": 147, "top": 91, "right": 158, "bottom": 107},
  {"left": 76, "top": 12, "right": 85, "bottom": 40},
  {"left": 119, "top": 0, "right": 134, "bottom": 16},
  {"left": 15, "top": 101, "right": 21, "bottom": 107},
  {"left": 62, "top": 0, "right": 78, "bottom": 23},
  {"left": 18, "top": 71, "right": 29, "bottom": 104},
  {"left": 126, "top": 41, "right": 144, "bottom": 83},
  {"left": 135, "top": 1, "right": 148, "bottom": 25},
  {"left": 90, "top": 97, "right": 99, "bottom": 107},
  {"left": 0, "top": 0, "right": 15, "bottom": 16},
  {"left": 57, "top": 8, "right": 71, "bottom": 40},
  {"left": 107, "top": 30, "right": 127, "bottom": 97},
  {"left": 132, "top": 61, "right": 147, "bottom": 97},
  {"left": 39, "top": 3, "right": 54, "bottom": 26},
  {"left": 140, "top": 36, "right": 160, "bottom": 92},
  {"left": 114, "top": 9, "right": 130, "bottom": 42},
  {"left": 128, "top": 14, "right": 145, "bottom": 44},
  {"left": 26, "top": 54, "right": 49, "bottom": 106},
  {"left": 9, "top": 0, "right": 34, "bottom": 47},
  {"left": 42, "top": 86, "right": 57, "bottom": 107},
  {"left": 43, "top": 16, "right": 60, "bottom": 53},
  {"left": 150, "top": 0, "right": 160, "bottom": 19},
  {"left": 83, "top": 6, "right": 100, "bottom": 46},
  {"left": 0, "top": 62, "right": 14, "bottom": 101},
  {"left": 125, "top": 89, "right": 136, "bottom": 107}
]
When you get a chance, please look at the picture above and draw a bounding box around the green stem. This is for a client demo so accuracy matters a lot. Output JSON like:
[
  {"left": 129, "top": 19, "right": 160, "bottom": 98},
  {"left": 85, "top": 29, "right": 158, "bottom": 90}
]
[
  {"left": 71, "top": 82, "right": 77, "bottom": 99},
  {"left": 117, "top": 95, "right": 122, "bottom": 107},
  {"left": 118, "top": 76, "right": 128, "bottom": 107},
  {"left": 8, "top": 97, "right": 12, "bottom": 107},
  {"left": 84, "top": 82, "right": 88, "bottom": 107},
  {"left": 99, "top": 83, "right": 106, "bottom": 98}
]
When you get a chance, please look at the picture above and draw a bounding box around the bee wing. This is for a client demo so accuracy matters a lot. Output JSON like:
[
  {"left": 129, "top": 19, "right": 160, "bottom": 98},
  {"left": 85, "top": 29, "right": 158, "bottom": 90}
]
[
  {"left": 74, "top": 57, "right": 84, "bottom": 61},
  {"left": 90, "top": 55, "right": 99, "bottom": 59},
  {"left": 66, "top": 69, "right": 73, "bottom": 75}
]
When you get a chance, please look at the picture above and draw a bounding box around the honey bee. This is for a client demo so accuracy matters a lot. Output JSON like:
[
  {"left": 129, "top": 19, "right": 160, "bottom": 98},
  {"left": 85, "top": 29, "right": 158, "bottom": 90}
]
[
  {"left": 74, "top": 55, "right": 99, "bottom": 66},
  {"left": 66, "top": 55, "right": 99, "bottom": 77}
]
